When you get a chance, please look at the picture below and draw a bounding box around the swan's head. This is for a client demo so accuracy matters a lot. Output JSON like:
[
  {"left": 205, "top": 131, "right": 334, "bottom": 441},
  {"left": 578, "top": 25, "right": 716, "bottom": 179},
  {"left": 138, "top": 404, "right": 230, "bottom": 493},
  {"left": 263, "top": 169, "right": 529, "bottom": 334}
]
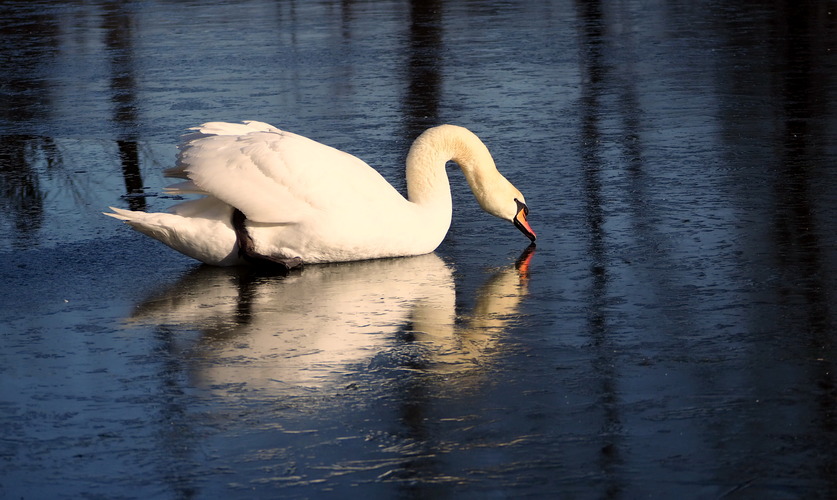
[
  {"left": 477, "top": 180, "right": 536, "bottom": 242},
  {"left": 409, "top": 124, "right": 536, "bottom": 242},
  {"left": 512, "top": 198, "right": 537, "bottom": 242}
]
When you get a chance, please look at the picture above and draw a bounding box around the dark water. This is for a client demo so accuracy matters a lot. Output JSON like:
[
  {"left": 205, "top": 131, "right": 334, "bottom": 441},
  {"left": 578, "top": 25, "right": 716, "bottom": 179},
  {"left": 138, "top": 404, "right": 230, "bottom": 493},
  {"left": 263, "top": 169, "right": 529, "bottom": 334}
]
[{"left": 2, "top": 0, "right": 837, "bottom": 498}]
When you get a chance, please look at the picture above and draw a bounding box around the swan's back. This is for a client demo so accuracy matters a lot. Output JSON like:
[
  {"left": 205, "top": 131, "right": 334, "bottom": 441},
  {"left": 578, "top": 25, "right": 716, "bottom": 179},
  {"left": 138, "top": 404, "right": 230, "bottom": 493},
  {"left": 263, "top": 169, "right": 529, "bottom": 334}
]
[{"left": 165, "top": 121, "right": 407, "bottom": 226}]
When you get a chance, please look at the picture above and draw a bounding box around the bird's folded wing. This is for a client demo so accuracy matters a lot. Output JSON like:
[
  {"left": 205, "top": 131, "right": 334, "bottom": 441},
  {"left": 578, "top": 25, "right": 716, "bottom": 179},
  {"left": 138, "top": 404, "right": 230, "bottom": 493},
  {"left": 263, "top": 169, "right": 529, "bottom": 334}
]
[{"left": 165, "top": 121, "right": 403, "bottom": 224}]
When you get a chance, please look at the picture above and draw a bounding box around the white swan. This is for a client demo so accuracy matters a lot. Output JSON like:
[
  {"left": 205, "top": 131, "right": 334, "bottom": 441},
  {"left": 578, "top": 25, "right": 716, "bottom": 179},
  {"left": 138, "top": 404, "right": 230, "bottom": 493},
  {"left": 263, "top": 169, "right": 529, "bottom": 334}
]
[{"left": 106, "top": 121, "right": 535, "bottom": 268}]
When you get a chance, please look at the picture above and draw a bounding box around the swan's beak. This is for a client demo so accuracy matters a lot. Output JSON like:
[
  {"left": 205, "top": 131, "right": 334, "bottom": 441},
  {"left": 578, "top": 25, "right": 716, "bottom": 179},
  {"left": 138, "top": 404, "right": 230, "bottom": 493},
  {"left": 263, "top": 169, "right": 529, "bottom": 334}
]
[{"left": 513, "top": 200, "right": 536, "bottom": 242}]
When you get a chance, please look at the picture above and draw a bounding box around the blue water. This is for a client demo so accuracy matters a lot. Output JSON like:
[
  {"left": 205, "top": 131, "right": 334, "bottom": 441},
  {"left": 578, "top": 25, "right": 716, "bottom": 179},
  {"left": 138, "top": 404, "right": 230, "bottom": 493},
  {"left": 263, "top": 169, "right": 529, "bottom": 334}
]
[{"left": 2, "top": 0, "right": 837, "bottom": 498}]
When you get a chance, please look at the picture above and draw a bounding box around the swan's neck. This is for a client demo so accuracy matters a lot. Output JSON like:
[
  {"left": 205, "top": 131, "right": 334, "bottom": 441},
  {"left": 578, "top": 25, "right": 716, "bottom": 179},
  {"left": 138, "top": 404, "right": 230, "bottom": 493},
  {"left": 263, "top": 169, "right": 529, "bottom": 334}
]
[{"left": 405, "top": 125, "right": 499, "bottom": 210}]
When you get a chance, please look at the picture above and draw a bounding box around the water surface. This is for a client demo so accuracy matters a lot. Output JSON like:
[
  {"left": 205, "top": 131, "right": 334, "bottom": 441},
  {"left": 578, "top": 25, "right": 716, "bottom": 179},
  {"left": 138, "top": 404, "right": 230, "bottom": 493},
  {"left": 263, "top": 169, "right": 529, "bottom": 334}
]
[{"left": 2, "top": 0, "right": 837, "bottom": 498}]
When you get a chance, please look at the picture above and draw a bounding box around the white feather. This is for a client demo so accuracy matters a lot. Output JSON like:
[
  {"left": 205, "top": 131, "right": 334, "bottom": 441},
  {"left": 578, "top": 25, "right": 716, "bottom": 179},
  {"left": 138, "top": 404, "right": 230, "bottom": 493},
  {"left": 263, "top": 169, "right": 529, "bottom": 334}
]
[{"left": 105, "top": 121, "right": 534, "bottom": 265}]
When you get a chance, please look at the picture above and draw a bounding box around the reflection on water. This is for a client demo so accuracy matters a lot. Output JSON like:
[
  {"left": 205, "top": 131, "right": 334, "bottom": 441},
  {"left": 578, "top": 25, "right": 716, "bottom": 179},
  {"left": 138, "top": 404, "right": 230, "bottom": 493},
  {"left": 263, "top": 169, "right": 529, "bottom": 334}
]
[
  {"left": 0, "top": 136, "right": 50, "bottom": 249},
  {"left": 0, "top": 135, "right": 169, "bottom": 249},
  {"left": 129, "top": 248, "right": 533, "bottom": 396}
]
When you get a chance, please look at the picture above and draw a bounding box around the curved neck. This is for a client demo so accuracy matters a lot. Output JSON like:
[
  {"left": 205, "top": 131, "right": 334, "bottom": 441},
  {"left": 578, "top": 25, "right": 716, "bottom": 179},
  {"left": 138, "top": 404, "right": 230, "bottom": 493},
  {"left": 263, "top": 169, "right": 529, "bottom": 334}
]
[{"left": 405, "top": 125, "right": 498, "bottom": 208}]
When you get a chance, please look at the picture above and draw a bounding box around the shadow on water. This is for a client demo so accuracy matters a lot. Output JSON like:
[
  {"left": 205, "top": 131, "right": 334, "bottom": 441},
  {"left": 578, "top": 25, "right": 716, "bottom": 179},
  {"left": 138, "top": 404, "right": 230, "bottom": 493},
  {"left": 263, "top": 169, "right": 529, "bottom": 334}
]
[
  {"left": 710, "top": 5, "right": 836, "bottom": 491},
  {"left": 103, "top": 2, "right": 147, "bottom": 211},
  {"left": 574, "top": 1, "right": 626, "bottom": 495},
  {"left": 126, "top": 248, "right": 534, "bottom": 492},
  {"left": 402, "top": 0, "right": 443, "bottom": 139},
  {"left": 0, "top": 2, "right": 148, "bottom": 231},
  {"left": 772, "top": 2, "right": 831, "bottom": 336},
  {"left": 769, "top": 2, "right": 837, "bottom": 487},
  {"left": 573, "top": 0, "right": 837, "bottom": 495},
  {"left": 0, "top": 2, "right": 58, "bottom": 127},
  {"left": 0, "top": 3, "right": 56, "bottom": 248}
]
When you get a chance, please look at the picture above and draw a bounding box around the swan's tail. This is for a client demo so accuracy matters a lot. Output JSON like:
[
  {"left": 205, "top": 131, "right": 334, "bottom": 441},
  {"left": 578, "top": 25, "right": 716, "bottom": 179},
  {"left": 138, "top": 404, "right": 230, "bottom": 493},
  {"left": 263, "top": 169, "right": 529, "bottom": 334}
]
[
  {"left": 103, "top": 206, "right": 140, "bottom": 222},
  {"left": 104, "top": 207, "right": 240, "bottom": 266},
  {"left": 104, "top": 206, "right": 185, "bottom": 243}
]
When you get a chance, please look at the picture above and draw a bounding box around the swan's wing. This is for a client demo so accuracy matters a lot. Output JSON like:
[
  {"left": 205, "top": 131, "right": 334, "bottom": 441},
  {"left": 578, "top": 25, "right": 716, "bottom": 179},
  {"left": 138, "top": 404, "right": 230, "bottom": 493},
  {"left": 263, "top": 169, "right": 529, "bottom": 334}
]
[{"left": 165, "top": 121, "right": 403, "bottom": 224}]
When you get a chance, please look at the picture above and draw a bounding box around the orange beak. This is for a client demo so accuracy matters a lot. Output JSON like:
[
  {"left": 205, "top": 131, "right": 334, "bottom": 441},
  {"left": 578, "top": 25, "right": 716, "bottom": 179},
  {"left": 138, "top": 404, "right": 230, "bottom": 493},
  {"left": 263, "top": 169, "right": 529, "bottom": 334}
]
[{"left": 513, "top": 200, "right": 536, "bottom": 242}]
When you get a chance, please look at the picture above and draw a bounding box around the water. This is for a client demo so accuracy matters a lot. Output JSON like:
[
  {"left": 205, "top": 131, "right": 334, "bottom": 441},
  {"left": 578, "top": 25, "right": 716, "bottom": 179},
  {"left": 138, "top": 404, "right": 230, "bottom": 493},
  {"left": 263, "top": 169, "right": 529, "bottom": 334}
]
[{"left": 2, "top": 0, "right": 837, "bottom": 498}]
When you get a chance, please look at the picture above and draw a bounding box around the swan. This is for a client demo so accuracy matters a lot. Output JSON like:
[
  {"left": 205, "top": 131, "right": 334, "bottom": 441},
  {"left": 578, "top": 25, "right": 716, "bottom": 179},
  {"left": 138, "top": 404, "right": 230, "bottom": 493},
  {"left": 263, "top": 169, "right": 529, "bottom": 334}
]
[{"left": 106, "top": 121, "right": 535, "bottom": 269}]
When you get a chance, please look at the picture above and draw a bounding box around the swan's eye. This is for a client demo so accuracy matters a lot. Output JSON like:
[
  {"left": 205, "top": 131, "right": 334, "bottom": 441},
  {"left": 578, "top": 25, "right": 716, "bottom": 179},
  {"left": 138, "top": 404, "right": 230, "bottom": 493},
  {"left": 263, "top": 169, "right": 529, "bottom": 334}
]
[{"left": 514, "top": 198, "right": 529, "bottom": 216}]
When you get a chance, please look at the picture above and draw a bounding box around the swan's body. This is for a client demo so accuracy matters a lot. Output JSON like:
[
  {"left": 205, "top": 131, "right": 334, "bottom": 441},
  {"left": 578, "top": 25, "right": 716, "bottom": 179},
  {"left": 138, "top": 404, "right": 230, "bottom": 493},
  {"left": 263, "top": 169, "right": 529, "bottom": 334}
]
[{"left": 106, "top": 121, "right": 535, "bottom": 267}]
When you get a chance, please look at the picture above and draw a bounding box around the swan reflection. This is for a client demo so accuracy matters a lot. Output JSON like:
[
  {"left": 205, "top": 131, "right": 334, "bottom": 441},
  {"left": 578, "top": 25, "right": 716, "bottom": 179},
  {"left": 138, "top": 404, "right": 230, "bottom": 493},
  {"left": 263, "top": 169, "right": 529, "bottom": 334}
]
[{"left": 129, "top": 247, "right": 534, "bottom": 395}]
